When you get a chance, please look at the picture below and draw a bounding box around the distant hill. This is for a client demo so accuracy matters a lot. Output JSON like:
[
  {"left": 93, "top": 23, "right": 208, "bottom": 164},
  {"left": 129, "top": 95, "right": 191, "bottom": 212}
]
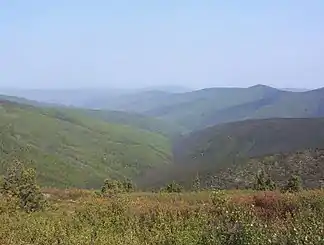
[
  {"left": 280, "top": 88, "right": 310, "bottom": 92},
  {"left": 138, "top": 118, "right": 324, "bottom": 188},
  {"left": 0, "top": 100, "right": 172, "bottom": 188},
  {"left": 0, "top": 88, "right": 132, "bottom": 108},
  {"left": 136, "top": 85, "right": 193, "bottom": 93},
  {"left": 0, "top": 94, "right": 50, "bottom": 107},
  {"left": 67, "top": 85, "right": 324, "bottom": 132},
  {"left": 1, "top": 93, "right": 185, "bottom": 138},
  {"left": 196, "top": 87, "right": 324, "bottom": 129},
  {"left": 3, "top": 85, "right": 324, "bottom": 133},
  {"left": 144, "top": 85, "right": 282, "bottom": 129},
  {"left": 55, "top": 108, "right": 187, "bottom": 139},
  {"left": 143, "top": 86, "right": 324, "bottom": 131}
]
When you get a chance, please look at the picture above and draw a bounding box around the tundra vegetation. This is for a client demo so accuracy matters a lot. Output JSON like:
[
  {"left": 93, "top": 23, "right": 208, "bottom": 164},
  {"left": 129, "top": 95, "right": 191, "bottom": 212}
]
[{"left": 1, "top": 164, "right": 324, "bottom": 245}]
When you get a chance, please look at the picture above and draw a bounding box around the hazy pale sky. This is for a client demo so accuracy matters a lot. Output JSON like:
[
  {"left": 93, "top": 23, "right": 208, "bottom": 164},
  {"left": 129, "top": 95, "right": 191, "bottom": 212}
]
[{"left": 1, "top": 1, "right": 323, "bottom": 89}]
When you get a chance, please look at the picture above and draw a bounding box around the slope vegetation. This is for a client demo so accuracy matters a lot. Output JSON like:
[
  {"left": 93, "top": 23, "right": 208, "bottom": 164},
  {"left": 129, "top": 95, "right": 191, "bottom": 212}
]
[
  {"left": 138, "top": 118, "right": 324, "bottom": 188},
  {"left": 63, "top": 108, "right": 186, "bottom": 138},
  {"left": 210, "top": 148, "right": 324, "bottom": 189},
  {"left": 0, "top": 100, "right": 172, "bottom": 188},
  {"left": 2, "top": 93, "right": 186, "bottom": 138}
]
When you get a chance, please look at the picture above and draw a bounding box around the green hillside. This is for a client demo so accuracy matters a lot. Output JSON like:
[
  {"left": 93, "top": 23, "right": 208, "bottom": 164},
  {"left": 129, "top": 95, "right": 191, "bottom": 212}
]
[
  {"left": 138, "top": 118, "right": 324, "bottom": 188},
  {"left": 0, "top": 92, "right": 188, "bottom": 139},
  {"left": 2, "top": 92, "right": 186, "bottom": 138},
  {"left": 0, "top": 100, "right": 172, "bottom": 188},
  {"left": 62, "top": 108, "right": 187, "bottom": 139}
]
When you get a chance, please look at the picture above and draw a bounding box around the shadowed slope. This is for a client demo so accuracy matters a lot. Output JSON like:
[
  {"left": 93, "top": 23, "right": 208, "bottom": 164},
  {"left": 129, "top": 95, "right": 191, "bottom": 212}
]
[{"left": 138, "top": 118, "right": 324, "bottom": 188}]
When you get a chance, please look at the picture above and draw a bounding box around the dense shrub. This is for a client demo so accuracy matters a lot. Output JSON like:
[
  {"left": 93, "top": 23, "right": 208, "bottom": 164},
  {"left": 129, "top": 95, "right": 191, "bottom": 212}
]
[
  {"left": 161, "top": 181, "right": 183, "bottom": 193},
  {"left": 1, "top": 189, "right": 324, "bottom": 244},
  {"left": 283, "top": 175, "right": 303, "bottom": 193},
  {"left": 101, "top": 178, "right": 135, "bottom": 196},
  {"left": 0, "top": 161, "right": 46, "bottom": 212},
  {"left": 253, "top": 170, "right": 276, "bottom": 191}
]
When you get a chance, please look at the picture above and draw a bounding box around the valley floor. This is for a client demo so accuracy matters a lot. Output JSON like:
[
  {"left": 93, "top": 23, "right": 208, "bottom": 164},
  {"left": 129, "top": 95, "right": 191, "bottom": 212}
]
[{"left": 1, "top": 189, "right": 324, "bottom": 244}]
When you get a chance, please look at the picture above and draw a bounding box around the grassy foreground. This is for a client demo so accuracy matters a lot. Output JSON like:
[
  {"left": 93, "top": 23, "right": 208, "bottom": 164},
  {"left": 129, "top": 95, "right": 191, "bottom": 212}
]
[{"left": 1, "top": 189, "right": 324, "bottom": 244}]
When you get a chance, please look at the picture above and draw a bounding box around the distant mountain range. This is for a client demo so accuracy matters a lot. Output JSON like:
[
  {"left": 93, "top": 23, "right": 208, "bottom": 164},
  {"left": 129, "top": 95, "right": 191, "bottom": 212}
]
[{"left": 2, "top": 85, "right": 323, "bottom": 133}]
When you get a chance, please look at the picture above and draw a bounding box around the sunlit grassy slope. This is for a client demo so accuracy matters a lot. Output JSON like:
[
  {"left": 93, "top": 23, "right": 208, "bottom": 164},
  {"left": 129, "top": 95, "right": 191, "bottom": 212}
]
[{"left": 0, "top": 100, "right": 172, "bottom": 188}]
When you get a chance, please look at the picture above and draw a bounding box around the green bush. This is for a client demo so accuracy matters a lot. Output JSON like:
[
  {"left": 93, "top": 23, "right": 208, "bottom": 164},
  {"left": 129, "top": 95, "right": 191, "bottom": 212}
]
[
  {"left": 283, "top": 175, "right": 303, "bottom": 193},
  {"left": 161, "top": 181, "right": 183, "bottom": 193},
  {"left": 122, "top": 178, "right": 135, "bottom": 193},
  {"left": 0, "top": 161, "right": 46, "bottom": 213},
  {"left": 101, "top": 178, "right": 135, "bottom": 197},
  {"left": 253, "top": 170, "right": 276, "bottom": 191}
]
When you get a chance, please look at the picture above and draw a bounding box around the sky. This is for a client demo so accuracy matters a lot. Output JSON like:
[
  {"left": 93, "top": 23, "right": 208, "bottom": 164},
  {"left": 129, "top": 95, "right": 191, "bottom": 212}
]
[{"left": 0, "top": 1, "right": 323, "bottom": 89}]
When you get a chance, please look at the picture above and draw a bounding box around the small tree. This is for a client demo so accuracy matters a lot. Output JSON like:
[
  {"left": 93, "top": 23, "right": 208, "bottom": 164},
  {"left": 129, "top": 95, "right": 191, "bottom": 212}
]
[
  {"left": 192, "top": 173, "right": 201, "bottom": 192},
  {"left": 122, "top": 178, "right": 135, "bottom": 193},
  {"left": 162, "top": 181, "right": 183, "bottom": 193},
  {"left": 101, "top": 179, "right": 121, "bottom": 196},
  {"left": 283, "top": 175, "right": 302, "bottom": 193},
  {"left": 101, "top": 178, "right": 135, "bottom": 197},
  {"left": 253, "top": 170, "right": 276, "bottom": 191},
  {"left": 265, "top": 176, "right": 276, "bottom": 191},
  {"left": 0, "top": 161, "right": 46, "bottom": 212}
]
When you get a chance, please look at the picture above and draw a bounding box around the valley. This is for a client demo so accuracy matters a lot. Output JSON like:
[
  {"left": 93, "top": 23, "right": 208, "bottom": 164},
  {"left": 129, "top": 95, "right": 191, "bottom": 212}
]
[
  {"left": 1, "top": 85, "right": 324, "bottom": 189},
  {"left": 1, "top": 85, "right": 324, "bottom": 244}
]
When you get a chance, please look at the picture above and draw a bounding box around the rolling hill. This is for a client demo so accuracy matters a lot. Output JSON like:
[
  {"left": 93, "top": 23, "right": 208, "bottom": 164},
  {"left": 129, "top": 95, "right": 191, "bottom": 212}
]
[
  {"left": 79, "top": 85, "right": 324, "bottom": 132},
  {"left": 1, "top": 93, "right": 186, "bottom": 138},
  {"left": 137, "top": 118, "right": 324, "bottom": 189},
  {"left": 0, "top": 100, "right": 172, "bottom": 188},
  {"left": 141, "top": 86, "right": 324, "bottom": 131},
  {"left": 61, "top": 108, "right": 186, "bottom": 139},
  {"left": 196, "top": 87, "right": 324, "bottom": 129},
  {"left": 3, "top": 85, "right": 324, "bottom": 133},
  {"left": 144, "top": 85, "right": 282, "bottom": 129}
]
